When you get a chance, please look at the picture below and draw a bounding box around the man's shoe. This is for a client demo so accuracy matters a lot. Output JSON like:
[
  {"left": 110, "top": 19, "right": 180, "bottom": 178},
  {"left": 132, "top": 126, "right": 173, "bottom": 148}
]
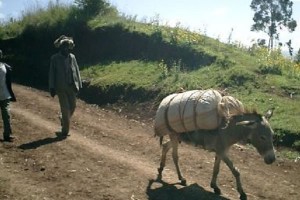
[
  {"left": 59, "top": 115, "right": 63, "bottom": 126},
  {"left": 3, "top": 136, "right": 15, "bottom": 142},
  {"left": 61, "top": 131, "right": 70, "bottom": 137}
]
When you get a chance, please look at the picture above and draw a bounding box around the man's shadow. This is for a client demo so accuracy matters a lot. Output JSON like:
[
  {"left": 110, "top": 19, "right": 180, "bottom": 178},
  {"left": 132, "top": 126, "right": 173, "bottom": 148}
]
[
  {"left": 147, "top": 179, "right": 230, "bottom": 200},
  {"left": 18, "top": 132, "right": 67, "bottom": 150}
]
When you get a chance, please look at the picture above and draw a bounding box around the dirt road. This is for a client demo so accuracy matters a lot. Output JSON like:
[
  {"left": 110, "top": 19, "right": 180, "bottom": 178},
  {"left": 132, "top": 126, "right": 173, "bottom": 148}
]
[{"left": 0, "top": 84, "right": 299, "bottom": 200}]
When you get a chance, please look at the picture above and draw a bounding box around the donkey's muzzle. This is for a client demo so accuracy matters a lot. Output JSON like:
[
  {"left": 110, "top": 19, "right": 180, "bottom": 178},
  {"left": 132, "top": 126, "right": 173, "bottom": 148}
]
[{"left": 264, "top": 150, "right": 276, "bottom": 164}]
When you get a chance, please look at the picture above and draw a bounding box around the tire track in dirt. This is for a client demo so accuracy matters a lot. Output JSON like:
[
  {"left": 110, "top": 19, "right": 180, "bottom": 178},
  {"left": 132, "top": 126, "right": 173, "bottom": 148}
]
[
  {"left": 12, "top": 84, "right": 208, "bottom": 183},
  {"left": 13, "top": 85, "right": 156, "bottom": 153},
  {"left": 12, "top": 106, "right": 172, "bottom": 181}
]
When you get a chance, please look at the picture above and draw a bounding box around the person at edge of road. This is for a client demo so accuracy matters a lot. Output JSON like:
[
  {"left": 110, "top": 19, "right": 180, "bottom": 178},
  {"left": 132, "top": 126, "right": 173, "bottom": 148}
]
[
  {"left": 49, "top": 35, "right": 82, "bottom": 138},
  {"left": 0, "top": 49, "right": 17, "bottom": 142}
]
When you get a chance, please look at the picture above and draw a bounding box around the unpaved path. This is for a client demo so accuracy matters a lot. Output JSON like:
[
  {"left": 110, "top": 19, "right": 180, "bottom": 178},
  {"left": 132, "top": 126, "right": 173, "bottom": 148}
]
[{"left": 0, "top": 84, "right": 299, "bottom": 200}]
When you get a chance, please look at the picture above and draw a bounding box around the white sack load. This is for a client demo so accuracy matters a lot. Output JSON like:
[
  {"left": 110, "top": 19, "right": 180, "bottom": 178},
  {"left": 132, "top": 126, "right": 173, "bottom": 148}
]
[
  {"left": 218, "top": 96, "right": 245, "bottom": 119},
  {"left": 154, "top": 90, "right": 223, "bottom": 136}
]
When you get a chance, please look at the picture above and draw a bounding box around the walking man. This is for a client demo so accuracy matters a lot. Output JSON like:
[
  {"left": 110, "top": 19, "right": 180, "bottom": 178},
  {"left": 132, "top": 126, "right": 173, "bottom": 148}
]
[
  {"left": 0, "top": 49, "right": 16, "bottom": 142},
  {"left": 49, "top": 35, "right": 82, "bottom": 137}
]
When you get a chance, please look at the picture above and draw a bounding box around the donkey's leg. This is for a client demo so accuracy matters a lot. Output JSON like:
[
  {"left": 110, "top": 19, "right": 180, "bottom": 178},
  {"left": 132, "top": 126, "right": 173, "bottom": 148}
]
[
  {"left": 157, "top": 140, "right": 172, "bottom": 181},
  {"left": 210, "top": 155, "right": 222, "bottom": 195},
  {"left": 170, "top": 134, "right": 186, "bottom": 185},
  {"left": 222, "top": 156, "right": 247, "bottom": 200}
]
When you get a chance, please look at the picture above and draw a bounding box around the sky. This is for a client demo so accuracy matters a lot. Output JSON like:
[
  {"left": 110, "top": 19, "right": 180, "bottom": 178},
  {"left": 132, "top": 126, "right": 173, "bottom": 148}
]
[{"left": 0, "top": 0, "right": 299, "bottom": 52}]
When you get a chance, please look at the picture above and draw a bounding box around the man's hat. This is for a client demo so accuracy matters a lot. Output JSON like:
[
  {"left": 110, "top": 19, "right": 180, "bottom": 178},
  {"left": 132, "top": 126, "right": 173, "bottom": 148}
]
[{"left": 54, "top": 35, "right": 75, "bottom": 49}]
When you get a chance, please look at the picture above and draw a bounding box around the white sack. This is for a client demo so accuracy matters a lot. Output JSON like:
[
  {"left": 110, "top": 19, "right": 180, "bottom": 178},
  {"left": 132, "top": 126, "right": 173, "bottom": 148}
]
[
  {"left": 154, "top": 90, "right": 222, "bottom": 136},
  {"left": 218, "top": 96, "right": 244, "bottom": 118}
]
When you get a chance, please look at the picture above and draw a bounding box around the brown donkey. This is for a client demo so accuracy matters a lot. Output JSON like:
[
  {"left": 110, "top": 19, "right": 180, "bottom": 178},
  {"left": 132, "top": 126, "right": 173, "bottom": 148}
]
[{"left": 155, "top": 109, "right": 276, "bottom": 200}]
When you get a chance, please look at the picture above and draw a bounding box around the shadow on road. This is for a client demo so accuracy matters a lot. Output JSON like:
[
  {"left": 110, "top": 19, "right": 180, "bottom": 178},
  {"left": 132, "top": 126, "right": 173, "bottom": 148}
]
[
  {"left": 146, "top": 179, "right": 230, "bottom": 200},
  {"left": 18, "top": 132, "right": 67, "bottom": 150}
]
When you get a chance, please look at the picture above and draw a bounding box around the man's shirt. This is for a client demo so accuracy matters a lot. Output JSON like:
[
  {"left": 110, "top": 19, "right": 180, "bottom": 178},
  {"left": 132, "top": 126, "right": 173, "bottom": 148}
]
[
  {"left": 0, "top": 63, "right": 11, "bottom": 101},
  {"left": 49, "top": 53, "right": 82, "bottom": 92}
]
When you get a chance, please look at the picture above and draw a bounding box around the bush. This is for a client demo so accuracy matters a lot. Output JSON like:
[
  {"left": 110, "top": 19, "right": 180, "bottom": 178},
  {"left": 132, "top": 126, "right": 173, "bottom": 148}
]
[
  {"left": 74, "top": 0, "right": 111, "bottom": 20},
  {"left": 258, "top": 65, "right": 282, "bottom": 75},
  {"left": 293, "top": 140, "right": 300, "bottom": 151},
  {"left": 254, "top": 47, "right": 299, "bottom": 77},
  {"left": 217, "top": 68, "right": 255, "bottom": 88},
  {"left": 215, "top": 55, "right": 236, "bottom": 69}
]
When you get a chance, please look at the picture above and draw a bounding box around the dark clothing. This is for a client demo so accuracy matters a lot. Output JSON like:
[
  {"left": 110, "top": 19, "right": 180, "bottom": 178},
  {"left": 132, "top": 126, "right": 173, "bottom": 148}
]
[
  {"left": 49, "top": 52, "right": 81, "bottom": 135},
  {"left": 4, "top": 64, "right": 16, "bottom": 102},
  {"left": 49, "top": 53, "right": 82, "bottom": 92},
  {"left": 0, "top": 99, "right": 12, "bottom": 140},
  {"left": 0, "top": 63, "right": 16, "bottom": 141}
]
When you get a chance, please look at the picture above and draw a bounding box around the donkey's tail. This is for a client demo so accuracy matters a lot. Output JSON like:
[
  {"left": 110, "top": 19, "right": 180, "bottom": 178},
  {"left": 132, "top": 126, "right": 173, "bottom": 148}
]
[
  {"left": 159, "top": 136, "right": 164, "bottom": 146},
  {"left": 154, "top": 132, "right": 164, "bottom": 146},
  {"left": 154, "top": 126, "right": 163, "bottom": 146}
]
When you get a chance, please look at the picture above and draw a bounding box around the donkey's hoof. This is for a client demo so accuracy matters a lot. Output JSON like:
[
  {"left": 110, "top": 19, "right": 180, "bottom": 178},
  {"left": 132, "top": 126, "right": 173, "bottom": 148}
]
[
  {"left": 157, "top": 167, "right": 163, "bottom": 174},
  {"left": 156, "top": 174, "right": 162, "bottom": 181},
  {"left": 211, "top": 183, "right": 221, "bottom": 195},
  {"left": 213, "top": 187, "right": 221, "bottom": 195},
  {"left": 180, "top": 179, "right": 187, "bottom": 186},
  {"left": 240, "top": 192, "right": 247, "bottom": 200}
]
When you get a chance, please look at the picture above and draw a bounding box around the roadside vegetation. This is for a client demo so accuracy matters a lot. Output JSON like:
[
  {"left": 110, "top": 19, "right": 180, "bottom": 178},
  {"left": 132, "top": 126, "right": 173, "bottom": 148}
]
[{"left": 0, "top": 0, "right": 299, "bottom": 153}]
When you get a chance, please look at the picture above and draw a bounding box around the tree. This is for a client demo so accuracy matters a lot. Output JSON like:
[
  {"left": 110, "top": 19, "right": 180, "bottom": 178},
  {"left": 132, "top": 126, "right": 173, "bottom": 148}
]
[
  {"left": 295, "top": 48, "right": 300, "bottom": 63},
  {"left": 286, "top": 39, "right": 293, "bottom": 57},
  {"left": 257, "top": 38, "right": 267, "bottom": 47},
  {"left": 74, "top": 0, "right": 108, "bottom": 18},
  {"left": 227, "top": 28, "right": 234, "bottom": 44},
  {"left": 250, "top": 0, "right": 297, "bottom": 50}
]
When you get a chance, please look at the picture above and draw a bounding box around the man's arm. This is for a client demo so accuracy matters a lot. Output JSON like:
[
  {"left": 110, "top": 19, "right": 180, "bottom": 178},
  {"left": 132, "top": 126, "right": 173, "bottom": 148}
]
[{"left": 49, "top": 56, "right": 56, "bottom": 97}]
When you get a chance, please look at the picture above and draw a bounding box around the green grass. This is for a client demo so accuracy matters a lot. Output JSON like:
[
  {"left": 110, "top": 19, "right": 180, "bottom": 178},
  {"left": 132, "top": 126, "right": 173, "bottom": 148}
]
[
  {"left": 0, "top": 2, "right": 72, "bottom": 39},
  {"left": 278, "top": 149, "right": 300, "bottom": 160},
  {"left": 81, "top": 60, "right": 161, "bottom": 89}
]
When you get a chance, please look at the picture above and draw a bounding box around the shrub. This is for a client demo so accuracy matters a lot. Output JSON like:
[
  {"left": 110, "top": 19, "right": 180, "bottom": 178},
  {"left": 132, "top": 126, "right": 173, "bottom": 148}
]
[
  {"left": 293, "top": 140, "right": 300, "bottom": 151},
  {"left": 254, "top": 47, "right": 299, "bottom": 77},
  {"left": 217, "top": 68, "right": 255, "bottom": 88},
  {"left": 258, "top": 65, "right": 282, "bottom": 75},
  {"left": 216, "top": 55, "right": 236, "bottom": 69},
  {"left": 74, "top": 0, "right": 110, "bottom": 19}
]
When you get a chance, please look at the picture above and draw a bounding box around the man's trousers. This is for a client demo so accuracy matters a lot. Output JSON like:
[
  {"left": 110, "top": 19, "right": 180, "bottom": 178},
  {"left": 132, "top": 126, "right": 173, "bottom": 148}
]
[
  {"left": 0, "top": 99, "right": 12, "bottom": 139},
  {"left": 57, "top": 86, "right": 76, "bottom": 135}
]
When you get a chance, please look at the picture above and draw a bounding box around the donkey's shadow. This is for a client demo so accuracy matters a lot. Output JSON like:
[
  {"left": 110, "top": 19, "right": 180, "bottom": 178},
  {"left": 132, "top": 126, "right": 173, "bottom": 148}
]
[{"left": 146, "top": 179, "right": 230, "bottom": 200}]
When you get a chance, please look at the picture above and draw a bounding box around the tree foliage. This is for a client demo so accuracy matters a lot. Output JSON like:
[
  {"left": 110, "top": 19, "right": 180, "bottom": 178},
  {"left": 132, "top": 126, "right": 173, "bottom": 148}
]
[
  {"left": 74, "top": 0, "right": 109, "bottom": 19},
  {"left": 250, "top": 0, "right": 297, "bottom": 49},
  {"left": 286, "top": 39, "right": 293, "bottom": 57},
  {"left": 296, "top": 48, "right": 300, "bottom": 63}
]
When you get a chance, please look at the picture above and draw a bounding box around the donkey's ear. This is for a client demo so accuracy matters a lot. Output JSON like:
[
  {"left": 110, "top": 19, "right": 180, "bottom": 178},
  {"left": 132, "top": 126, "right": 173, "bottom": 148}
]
[
  {"left": 264, "top": 107, "right": 275, "bottom": 120},
  {"left": 236, "top": 120, "right": 257, "bottom": 128}
]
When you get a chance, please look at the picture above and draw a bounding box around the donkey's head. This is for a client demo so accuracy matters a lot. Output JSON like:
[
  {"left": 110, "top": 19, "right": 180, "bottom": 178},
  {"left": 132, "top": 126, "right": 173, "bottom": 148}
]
[{"left": 236, "top": 109, "right": 276, "bottom": 164}]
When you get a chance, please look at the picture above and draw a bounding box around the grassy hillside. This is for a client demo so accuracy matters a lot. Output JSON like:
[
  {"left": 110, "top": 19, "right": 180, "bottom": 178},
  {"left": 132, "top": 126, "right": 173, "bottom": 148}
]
[{"left": 0, "top": 1, "right": 299, "bottom": 150}]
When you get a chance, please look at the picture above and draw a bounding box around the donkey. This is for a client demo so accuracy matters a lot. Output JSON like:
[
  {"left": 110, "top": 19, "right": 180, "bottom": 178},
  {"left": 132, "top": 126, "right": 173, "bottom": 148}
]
[{"left": 155, "top": 109, "right": 276, "bottom": 200}]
